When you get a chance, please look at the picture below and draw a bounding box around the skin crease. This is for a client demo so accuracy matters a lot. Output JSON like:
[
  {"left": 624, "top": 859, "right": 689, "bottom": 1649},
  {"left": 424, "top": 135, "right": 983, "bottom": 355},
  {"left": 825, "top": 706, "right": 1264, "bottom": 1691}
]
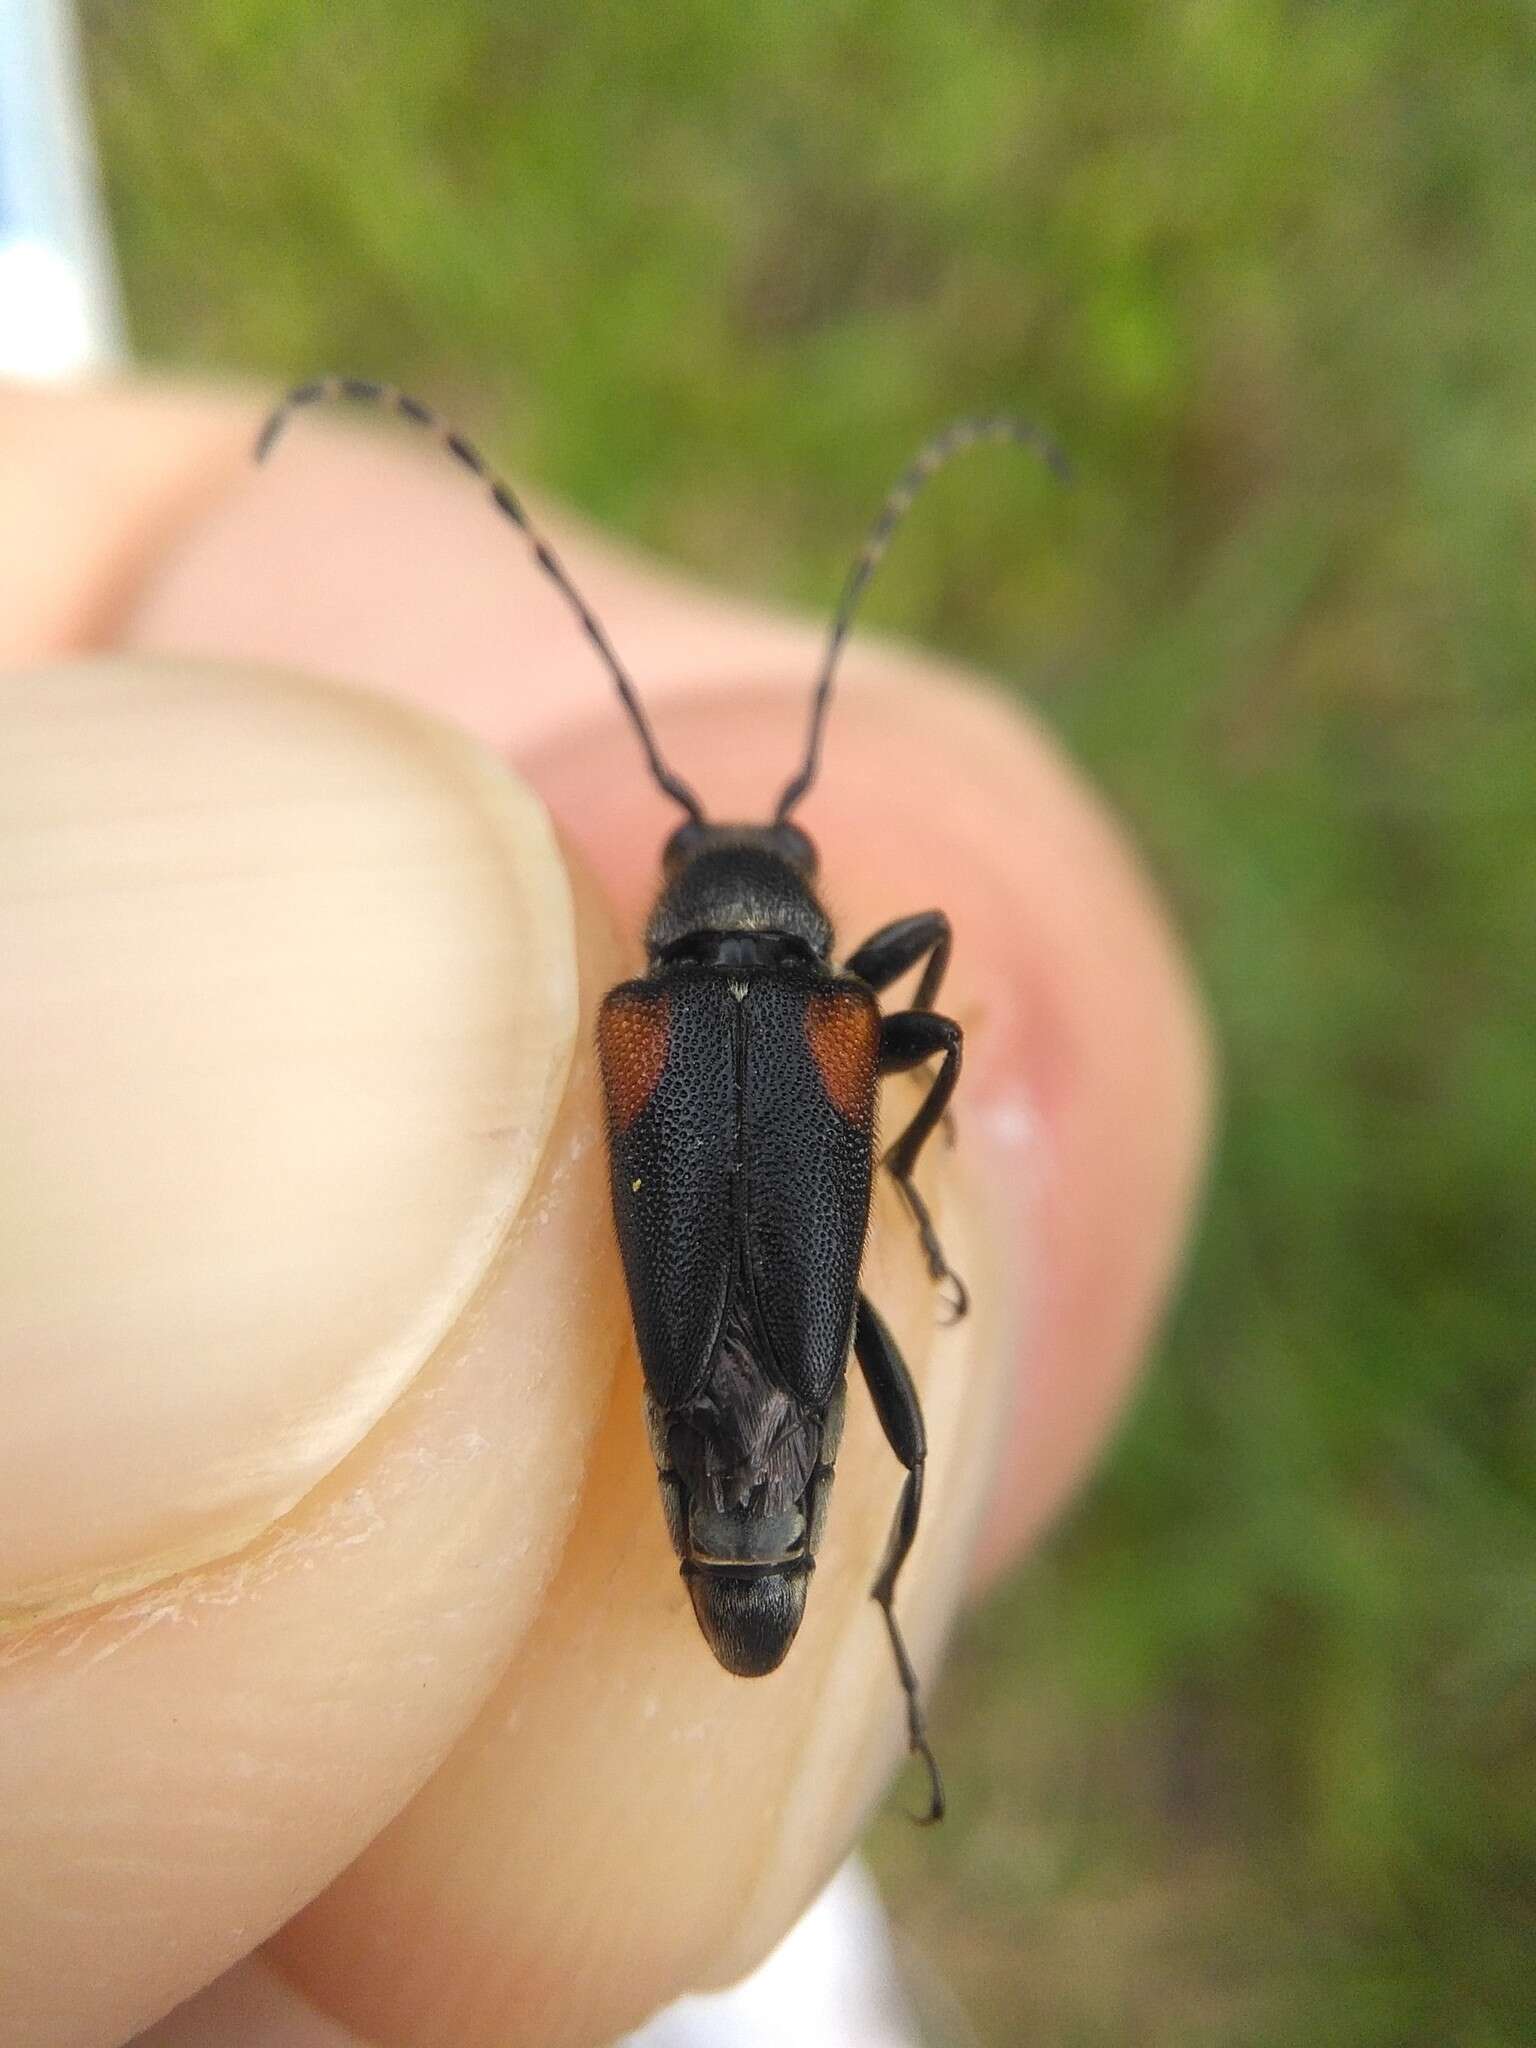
[{"left": 0, "top": 382, "right": 1211, "bottom": 2047}]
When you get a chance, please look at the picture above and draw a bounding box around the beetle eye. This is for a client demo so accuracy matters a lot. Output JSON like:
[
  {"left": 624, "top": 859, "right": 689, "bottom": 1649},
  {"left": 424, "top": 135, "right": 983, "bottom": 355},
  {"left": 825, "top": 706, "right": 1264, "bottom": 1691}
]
[
  {"left": 770, "top": 823, "right": 817, "bottom": 875},
  {"left": 662, "top": 821, "right": 708, "bottom": 874}
]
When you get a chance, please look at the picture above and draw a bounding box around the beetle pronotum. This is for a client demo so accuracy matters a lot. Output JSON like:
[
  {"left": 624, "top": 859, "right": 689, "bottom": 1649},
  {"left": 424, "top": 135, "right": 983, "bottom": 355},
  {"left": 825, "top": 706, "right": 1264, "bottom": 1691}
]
[{"left": 257, "top": 381, "right": 1066, "bottom": 1819}]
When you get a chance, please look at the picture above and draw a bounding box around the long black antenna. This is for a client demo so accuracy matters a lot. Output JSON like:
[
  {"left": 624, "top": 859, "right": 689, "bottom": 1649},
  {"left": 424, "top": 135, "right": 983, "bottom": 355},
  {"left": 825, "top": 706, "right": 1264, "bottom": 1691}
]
[
  {"left": 774, "top": 415, "right": 1071, "bottom": 824},
  {"left": 255, "top": 377, "right": 707, "bottom": 824}
]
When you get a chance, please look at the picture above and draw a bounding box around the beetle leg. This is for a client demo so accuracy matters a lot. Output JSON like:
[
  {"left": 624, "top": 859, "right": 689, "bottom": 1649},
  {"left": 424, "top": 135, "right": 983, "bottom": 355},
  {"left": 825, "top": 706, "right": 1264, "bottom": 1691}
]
[
  {"left": 854, "top": 1292, "right": 944, "bottom": 1824},
  {"left": 846, "top": 909, "right": 951, "bottom": 1012},
  {"left": 879, "top": 1009, "right": 968, "bottom": 1319},
  {"left": 848, "top": 912, "right": 958, "bottom": 1147}
]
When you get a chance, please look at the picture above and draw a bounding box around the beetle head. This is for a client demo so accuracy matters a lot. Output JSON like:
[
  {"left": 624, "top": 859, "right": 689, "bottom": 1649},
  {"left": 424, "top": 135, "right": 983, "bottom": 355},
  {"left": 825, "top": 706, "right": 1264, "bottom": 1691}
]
[
  {"left": 661, "top": 818, "right": 817, "bottom": 879},
  {"left": 648, "top": 821, "right": 830, "bottom": 961}
]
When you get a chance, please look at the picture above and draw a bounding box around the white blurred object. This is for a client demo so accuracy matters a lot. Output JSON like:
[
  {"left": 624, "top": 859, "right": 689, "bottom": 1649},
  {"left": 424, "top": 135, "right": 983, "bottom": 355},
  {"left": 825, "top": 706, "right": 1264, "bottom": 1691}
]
[
  {"left": 619, "top": 1859, "right": 924, "bottom": 2048},
  {"left": 0, "top": 0, "right": 124, "bottom": 376}
]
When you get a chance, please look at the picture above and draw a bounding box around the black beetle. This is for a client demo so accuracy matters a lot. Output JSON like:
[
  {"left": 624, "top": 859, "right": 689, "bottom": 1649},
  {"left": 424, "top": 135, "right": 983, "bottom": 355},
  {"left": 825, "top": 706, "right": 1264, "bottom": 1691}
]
[{"left": 257, "top": 381, "right": 1066, "bottom": 1819}]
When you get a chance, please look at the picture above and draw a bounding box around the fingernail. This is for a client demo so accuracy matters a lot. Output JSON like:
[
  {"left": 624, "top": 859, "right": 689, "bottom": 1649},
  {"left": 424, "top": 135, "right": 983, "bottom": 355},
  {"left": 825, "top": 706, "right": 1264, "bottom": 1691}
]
[{"left": 0, "top": 655, "right": 578, "bottom": 1621}]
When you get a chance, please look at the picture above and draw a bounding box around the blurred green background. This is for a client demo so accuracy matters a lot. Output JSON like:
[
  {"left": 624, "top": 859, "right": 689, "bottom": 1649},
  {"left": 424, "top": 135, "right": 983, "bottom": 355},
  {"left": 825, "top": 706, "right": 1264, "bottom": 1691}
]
[{"left": 84, "top": 4, "right": 1535, "bottom": 2042}]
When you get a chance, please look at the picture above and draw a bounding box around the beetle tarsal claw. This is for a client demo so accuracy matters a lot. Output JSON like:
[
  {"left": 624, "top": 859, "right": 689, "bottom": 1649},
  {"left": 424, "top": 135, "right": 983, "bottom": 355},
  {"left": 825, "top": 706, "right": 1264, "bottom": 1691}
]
[
  {"left": 937, "top": 1268, "right": 970, "bottom": 1325},
  {"left": 907, "top": 1734, "right": 947, "bottom": 1827}
]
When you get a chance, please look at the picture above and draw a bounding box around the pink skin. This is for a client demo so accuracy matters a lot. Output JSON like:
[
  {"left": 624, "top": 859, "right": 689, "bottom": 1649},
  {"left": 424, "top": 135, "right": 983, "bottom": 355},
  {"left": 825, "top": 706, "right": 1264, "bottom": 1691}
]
[{"left": 0, "top": 381, "right": 1211, "bottom": 2044}]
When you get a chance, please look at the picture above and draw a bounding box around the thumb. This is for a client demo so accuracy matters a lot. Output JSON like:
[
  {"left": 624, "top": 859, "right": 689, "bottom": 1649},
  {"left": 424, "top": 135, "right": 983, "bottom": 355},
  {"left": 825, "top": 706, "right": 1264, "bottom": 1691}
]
[
  {"left": 0, "top": 653, "right": 999, "bottom": 2048},
  {"left": 0, "top": 652, "right": 622, "bottom": 2042}
]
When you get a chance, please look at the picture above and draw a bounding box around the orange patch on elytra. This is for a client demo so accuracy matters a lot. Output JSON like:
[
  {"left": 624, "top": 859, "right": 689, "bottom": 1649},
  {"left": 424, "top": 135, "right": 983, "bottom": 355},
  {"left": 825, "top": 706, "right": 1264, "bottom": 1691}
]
[
  {"left": 805, "top": 991, "right": 879, "bottom": 1126},
  {"left": 598, "top": 988, "right": 670, "bottom": 1134}
]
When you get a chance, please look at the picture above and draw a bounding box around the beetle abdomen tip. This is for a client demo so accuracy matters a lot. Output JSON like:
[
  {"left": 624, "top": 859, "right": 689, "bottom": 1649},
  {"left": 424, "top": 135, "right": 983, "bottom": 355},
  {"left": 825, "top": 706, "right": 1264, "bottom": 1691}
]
[{"left": 685, "top": 1565, "right": 809, "bottom": 1677}]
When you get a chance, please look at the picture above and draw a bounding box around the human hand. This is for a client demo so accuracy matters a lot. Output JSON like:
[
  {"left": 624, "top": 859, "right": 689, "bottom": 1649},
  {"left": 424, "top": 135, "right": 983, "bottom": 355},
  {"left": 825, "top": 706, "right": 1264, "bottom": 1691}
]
[{"left": 0, "top": 380, "right": 1209, "bottom": 2048}]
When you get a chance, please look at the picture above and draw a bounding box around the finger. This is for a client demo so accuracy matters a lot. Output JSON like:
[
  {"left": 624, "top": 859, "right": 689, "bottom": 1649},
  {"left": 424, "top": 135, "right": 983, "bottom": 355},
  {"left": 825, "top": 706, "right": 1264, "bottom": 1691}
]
[
  {"left": 121, "top": 400, "right": 1211, "bottom": 1568},
  {"left": 132, "top": 1960, "right": 363, "bottom": 2048},
  {"left": 1, "top": 650, "right": 1003, "bottom": 2048},
  {"left": 0, "top": 381, "right": 253, "bottom": 666},
  {"left": 0, "top": 655, "right": 627, "bottom": 2045}
]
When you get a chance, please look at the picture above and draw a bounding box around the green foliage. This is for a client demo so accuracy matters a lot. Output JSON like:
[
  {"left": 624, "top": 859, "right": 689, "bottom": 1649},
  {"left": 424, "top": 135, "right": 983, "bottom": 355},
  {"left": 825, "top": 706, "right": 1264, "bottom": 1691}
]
[{"left": 86, "top": 4, "right": 1536, "bottom": 2039}]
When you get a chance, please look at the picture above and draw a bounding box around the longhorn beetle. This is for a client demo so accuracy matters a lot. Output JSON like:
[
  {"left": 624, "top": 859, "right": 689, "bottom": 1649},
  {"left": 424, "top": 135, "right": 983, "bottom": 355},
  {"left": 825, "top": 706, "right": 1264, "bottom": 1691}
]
[{"left": 257, "top": 380, "right": 1067, "bottom": 1820}]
